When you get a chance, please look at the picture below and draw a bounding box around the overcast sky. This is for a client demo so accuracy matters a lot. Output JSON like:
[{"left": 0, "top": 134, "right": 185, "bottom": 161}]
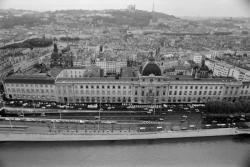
[{"left": 0, "top": 0, "right": 249, "bottom": 17}]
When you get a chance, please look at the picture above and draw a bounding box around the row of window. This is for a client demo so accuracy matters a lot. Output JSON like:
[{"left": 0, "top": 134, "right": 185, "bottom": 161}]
[
  {"left": 58, "top": 89, "right": 131, "bottom": 96},
  {"left": 59, "top": 96, "right": 132, "bottom": 103},
  {"left": 169, "top": 85, "right": 225, "bottom": 90},
  {"left": 8, "top": 88, "right": 54, "bottom": 94},
  {"left": 169, "top": 90, "right": 224, "bottom": 96},
  {"left": 58, "top": 85, "right": 132, "bottom": 90},
  {"left": 7, "top": 84, "right": 53, "bottom": 88},
  {"left": 10, "top": 94, "right": 55, "bottom": 100}
]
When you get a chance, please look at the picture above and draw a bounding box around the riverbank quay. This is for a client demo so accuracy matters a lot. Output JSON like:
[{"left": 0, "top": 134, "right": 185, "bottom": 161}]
[{"left": 0, "top": 128, "right": 249, "bottom": 142}]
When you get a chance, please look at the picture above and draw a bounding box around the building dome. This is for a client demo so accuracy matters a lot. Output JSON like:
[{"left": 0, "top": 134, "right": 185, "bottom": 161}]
[{"left": 142, "top": 61, "right": 162, "bottom": 76}]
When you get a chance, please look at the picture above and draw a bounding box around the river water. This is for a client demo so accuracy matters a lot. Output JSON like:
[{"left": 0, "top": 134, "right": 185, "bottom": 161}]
[{"left": 0, "top": 136, "right": 249, "bottom": 167}]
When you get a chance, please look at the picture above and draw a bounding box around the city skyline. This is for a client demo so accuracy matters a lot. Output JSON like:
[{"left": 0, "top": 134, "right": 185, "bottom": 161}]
[{"left": 0, "top": 0, "right": 250, "bottom": 17}]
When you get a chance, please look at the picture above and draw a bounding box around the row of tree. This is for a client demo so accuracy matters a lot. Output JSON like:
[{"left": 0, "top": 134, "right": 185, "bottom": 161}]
[
  {"left": 1, "top": 38, "right": 53, "bottom": 49},
  {"left": 205, "top": 100, "right": 250, "bottom": 114}
]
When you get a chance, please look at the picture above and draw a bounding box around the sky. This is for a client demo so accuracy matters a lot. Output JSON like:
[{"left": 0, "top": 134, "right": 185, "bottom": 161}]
[{"left": 0, "top": 0, "right": 249, "bottom": 17}]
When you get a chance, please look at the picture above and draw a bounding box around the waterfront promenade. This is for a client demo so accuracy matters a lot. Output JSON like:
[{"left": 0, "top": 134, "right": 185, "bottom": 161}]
[{"left": 0, "top": 128, "right": 249, "bottom": 141}]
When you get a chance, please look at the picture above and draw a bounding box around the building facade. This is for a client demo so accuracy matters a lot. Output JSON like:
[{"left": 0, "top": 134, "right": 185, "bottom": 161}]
[
  {"left": 206, "top": 59, "right": 250, "bottom": 81},
  {"left": 4, "top": 59, "right": 250, "bottom": 104}
]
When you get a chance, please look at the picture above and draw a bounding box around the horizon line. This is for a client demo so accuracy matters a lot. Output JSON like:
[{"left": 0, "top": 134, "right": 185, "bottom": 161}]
[{"left": 0, "top": 8, "right": 249, "bottom": 18}]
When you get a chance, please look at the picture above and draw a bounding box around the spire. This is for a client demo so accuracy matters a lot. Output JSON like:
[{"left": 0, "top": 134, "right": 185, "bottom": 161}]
[{"left": 152, "top": 0, "right": 155, "bottom": 13}]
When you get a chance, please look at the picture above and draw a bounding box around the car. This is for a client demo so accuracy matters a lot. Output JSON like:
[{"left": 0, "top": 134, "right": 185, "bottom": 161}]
[
  {"left": 182, "top": 115, "right": 188, "bottom": 119},
  {"left": 216, "top": 123, "right": 226, "bottom": 127},
  {"left": 156, "top": 126, "right": 163, "bottom": 131},
  {"left": 195, "top": 109, "right": 200, "bottom": 113},
  {"left": 148, "top": 108, "right": 153, "bottom": 112},
  {"left": 41, "top": 113, "right": 46, "bottom": 117},
  {"left": 22, "top": 103, "right": 28, "bottom": 107},
  {"left": 205, "top": 124, "right": 212, "bottom": 128},
  {"left": 180, "top": 119, "right": 186, "bottom": 123},
  {"left": 14, "top": 118, "right": 21, "bottom": 121},
  {"left": 139, "top": 127, "right": 146, "bottom": 132},
  {"left": 212, "top": 120, "right": 218, "bottom": 123},
  {"left": 181, "top": 127, "right": 188, "bottom": 130},
  {"left": 167, "top": 109, "right": 173, "bottom": 112},
  {"left": 94, "top": 116, "right": 100, "bottom": 120},
  {"left": 189, "top": 125, "right": 195, "bottom": 128},
  {"left": 159, "top": 118, "right": 164, "bottom": 121}
]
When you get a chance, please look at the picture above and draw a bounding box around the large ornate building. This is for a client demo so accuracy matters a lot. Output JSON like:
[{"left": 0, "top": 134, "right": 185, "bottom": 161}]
[{"left": 3, "top": 58, "right": 250, "bottom": 104}]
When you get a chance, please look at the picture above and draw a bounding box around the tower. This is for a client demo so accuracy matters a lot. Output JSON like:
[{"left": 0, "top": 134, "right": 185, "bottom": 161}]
[
  {"left": 151, "top": 0, "right": 157, "bottom": 23},
  {"left": 152, "top": 0, "right": 155, "bottom": 13},
  {"left": 127, "top": 0, "right": 136, "bottom": 13}
]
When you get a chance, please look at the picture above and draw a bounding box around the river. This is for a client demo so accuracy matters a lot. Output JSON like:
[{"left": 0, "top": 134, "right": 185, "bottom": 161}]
[{"left": 0, "top": 136, "right": 249, "bottom": 167}]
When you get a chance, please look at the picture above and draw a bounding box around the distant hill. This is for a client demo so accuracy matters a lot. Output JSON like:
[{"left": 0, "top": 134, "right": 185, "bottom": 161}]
[{"left": 0, "top": 9, "right": 180, "bottom": 28}]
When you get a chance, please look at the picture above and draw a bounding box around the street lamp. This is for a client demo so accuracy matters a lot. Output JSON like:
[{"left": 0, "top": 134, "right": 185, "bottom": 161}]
[{"left": 97, "top": 102, "right": 103, "bottom": 132}]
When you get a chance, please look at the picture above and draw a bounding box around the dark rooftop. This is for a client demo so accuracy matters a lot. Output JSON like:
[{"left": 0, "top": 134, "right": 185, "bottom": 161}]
[
  {"left": 142, "top": 62, "right": 162, "bottom": 76},
  {"left": 5, "top": 75, "right": 55, "bottom": 84}
]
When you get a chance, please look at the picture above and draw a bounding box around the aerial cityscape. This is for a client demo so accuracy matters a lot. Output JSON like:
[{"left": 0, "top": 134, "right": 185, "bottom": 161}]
[{"left": 0, "top": 0, "right": 250, "bottom": 166}]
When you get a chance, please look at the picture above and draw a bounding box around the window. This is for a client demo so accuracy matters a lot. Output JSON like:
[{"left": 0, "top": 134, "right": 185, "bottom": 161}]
[
  {"left": 97, "top": 85, "right": 99, "bottom": 89},
  {"left": 113, "top": 86, "right": 115, "bottom": 89},
  {"left": 179, "top": 91, "right": 182, "bottom": 95},
  {"left": 118, "top": 86, "right": 121, "bottom": 89},
  {"left": 102, "top": 85, "right": 105, "bottom": 89},
  {"left": 86, "top": 85, "right": 88, "bottom": 89},
  {"left": 169, "top": 91, "right": 172, "bottom": 95},
  {"left": 195, "top": 86, "right": 198, "bottom": 89},
  {"left": 190, "top": 86, "right": 193, "bottom": 89}
]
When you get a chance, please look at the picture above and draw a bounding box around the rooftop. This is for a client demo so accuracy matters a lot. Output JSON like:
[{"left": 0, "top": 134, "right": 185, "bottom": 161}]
[{"left": 5, "top": 74, "right": 55, "bottom": 84}]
